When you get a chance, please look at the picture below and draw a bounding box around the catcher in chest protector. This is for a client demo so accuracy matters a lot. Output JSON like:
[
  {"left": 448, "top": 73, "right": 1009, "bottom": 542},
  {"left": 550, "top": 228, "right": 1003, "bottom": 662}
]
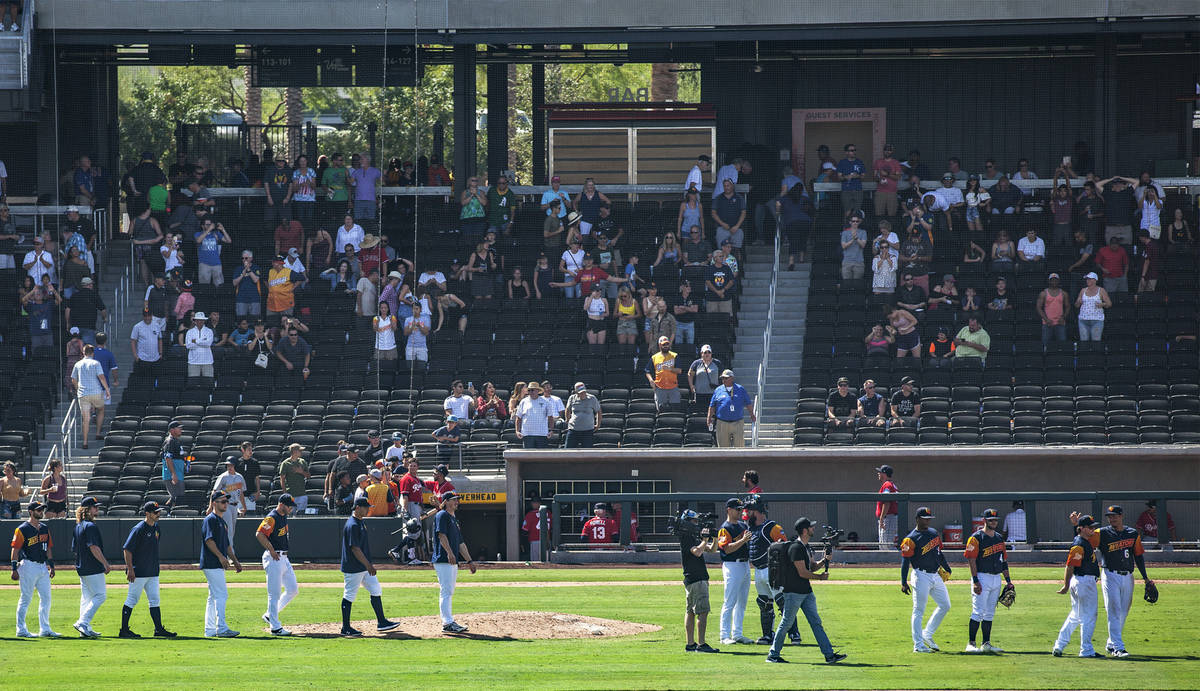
[{"left": 962, "top": 508, "right": 1013, "bottom": 653}]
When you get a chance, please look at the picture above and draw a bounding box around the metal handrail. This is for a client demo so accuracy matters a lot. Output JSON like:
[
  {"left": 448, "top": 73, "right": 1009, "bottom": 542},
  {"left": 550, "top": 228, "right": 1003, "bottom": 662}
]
[
  {"left": 811, "top": 176, "right": 1200, "bottom": 192},
  {"left": 26, "top": 443, "right": 58, "bottom": 504},
  {"left": 751, "top": 218, "right": 782, "bottom": 447},
  {"left": 408, "top": 439, "right": 508, "bottom": 471},
  {"left": 200, "top": 183, "right": 750, "bottom": 198},
  {"left": 60, "top": 400, "right": 79, "bottom": 463}
]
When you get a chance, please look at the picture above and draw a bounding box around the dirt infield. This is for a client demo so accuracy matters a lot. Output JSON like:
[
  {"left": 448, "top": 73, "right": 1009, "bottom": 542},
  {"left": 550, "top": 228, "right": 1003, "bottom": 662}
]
[{"left": 286, "top": 611, "right": 660, "bottom": 639}]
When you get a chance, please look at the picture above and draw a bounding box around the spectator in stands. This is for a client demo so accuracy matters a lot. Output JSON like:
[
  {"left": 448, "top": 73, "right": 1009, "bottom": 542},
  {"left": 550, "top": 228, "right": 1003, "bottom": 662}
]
[
  {"left": 559, "top": 237, "right": 586, "bottom": 299},
  {"left": 826, "top": 377, "right": 857, "bottom": 430},
  {"left": 273, "top": 326, "right": 311, "bottom": 386},
  {"left": 574, "top": 178, "right": 610, "bottom": 241},
  {"left": 348, "top": 154, "right": 381, "bottom": 228},
  {"left": 1137, "top": 187, "right": 1164, "bottom": 240},
  {"left": 608, "top": 286, "right": 641, "bottom": 348},
  {"left": 871, "top": 240, "right": 897, "bottom": 295},
  {"left": 583, "top": 285, "right": 610, "bottom": 346},
  {"left": 539, "top": 380, "right": 567, "bottom": 429},
  {"left": 872, "top": 144, "right": 902, "bottom": 218},
  {"left": 705, "top": 249, "right": 735, "bottom": 314},
  {"left": 541, "top": 175, "right": 571, "bottom": 219},
  {"left": 1, "top": 462, "right": 31, "bottom": 519},
  {"left": 23, "top": 236, "right": 54, "bottom": 285},
  {"left": 857, "top": 380, "right": 888, "bottom": 428},
  {"left": 990, "top": 231, "right": 1015, "bottom": 274},
  {"left": 886, "top": 306, "right": 920, "bottom": 358},
  {"left": 928, "top": 274, "right": 957, "bottom": 311},
  {"left": 677, "top": 188, "right": 705, "bottom": 239},
  {"left": 459, "top": 176, "right": 488, "bottom": 239},
  {"left": 1037, "top": 274, "right": 1071, "bottom": 344},
  {"left": 22, "top": 284, "right": 58, "bottom": 350},
  {"left": 245, "top": 320, "right": 273, "bottom": 365},
  {"left": 1049, "top": 170, "right": 1074, "bottom": 248},
  {"left": 839, "top": 211, "right": 867, "bottom": 279},
  {"left": 899, "top": 173, "right": 924, "bottom": 211},
  {"left": 932, "top": 173, "right": 965, "bottom": 239},
  {"left": 505, "top": 266, "right": 531, "bottom": 306},
  {"left": 928, "top": 326, "right": 954, "bottom": 365},
  {"left": 372, "top": 301, "right": 398, "bottom": 368},
  {"left": 130, "top": 309, "right": 162, "bottom": 377},
  {"left": 688, "top": 344, "right": 722, "bottom": 406},
  {"left": 1010, "top": 158, "right": 1037, "bottom": 193},
  {"left": 647, "top": 336, "right": 682, "bottom": 412},
  {"left": 1094, "top": 236, "right": 1129, "bottom": 293},
  {"left": 1016, "top": 228, "right": 1047, "bottom": 275},
  {"left": 564, "top": 383, "right": 601, "bottom": 449},
  {"left": 1166, "top": 208, "right": 1192, "bottom": 255},
  {"left": 283, "top": 248, "right": 308, "bottom": 289},
  {"left": 230, "top": 317, "right": 252, "bottom": 348},
  {"left": 0, "top": 204, "right": 17, "bottom": 272},
  {"left": 953, "top": 316, "right": 990, "bottom": 363},
  {"left": 426, "top": 155, "right": 451, "bottom": 187},
  {"left": 872, "top": 219, "right": 899, "bottom": 258},
  {"left": 71, "top": 344, "right": 111, "bottom": 449},
  {"left": 287, "top": 156, "right": 317, "bottom": 230},
  {"left": 640, "top": 283, "right": 666, "bottom": 347},
  {"left": 542, "top": 199, "right": 565, "bottom": 252},
  {"left": 988, "top": 176, "right": 1022, "bottom": 217},
  {"left": 684, "top": 154, "right": 711, "bottom": 192},
  {"left": 403, "top": 301, "right": 431, "bottom": 363},
  {"left": 263, "top": 153, "right": 293, "bottom": 231},
  {"left": 1136, "top": 500, "right": 1177, "bottom": 545},
  {"left": 231, "top": 251, "right": 262, "bottom": 318},
  {"left": 64, "top": 277, "right": 107, "bottom": 345},
  {"left": 836, "top": 144, "right": 866, "bottom": 220},
  {"left": 712, "top": 179, "right": 747, "bottom": 260},
  {"left": 653, "top": 232, "right": 682, "bottom": 281},
  {"left": 64, "top": 327, "right": 85, "bottom": 389},
  {"left": 266, "top": 255, "right": 303, "bottom": 319},
  {"left": 443, "top": 380, "right": 476, "bottom": 423},
  {"left": 357, "top": 234, "right": 386, "bottom": 281},
  {"left": 335, "top": 213, "right": 365, "bottom": 254},
  {"left": 279, "top": 444, "right": 310, "bottom": 514},
  {"left": 899, "top": 215, "right": 934, "bottom": 293},
  {"left": 486, "top": 173, "right": 518, "bottom": 237},
  {"left": 814, "top": 162, "right": 836, "bottom": 210},
  {"left": 41, "top": 460, "right": 68, "bottom": 518},
  {"left": 1075, "top": 181, "right": 1104, "bottom": 241},
  {"left": 670, "top": 281, "right": 698, "bottom": 345},
  {"left": 514, "top": 382, "right": 557, "bottom": 449},
  {"left": 864, "top": 324, "right": 894, "bottom": 356},
  {"left": 1135, "top": 230, "right": 1162, "bottom": 293},
  {"left": 964, "top": 175, "right": 989, "bottom": 236},
  {"left": 895, "top": 273, "right": 927, "bottom": 314},
  {"left": 473, "top": 382, "right": 507, "bottom": 429},
  {"left": 1065, "top": 229, "right": 1096, "bottom": 294},
  {"left": 184, "top": 312, "right": 215, "bottom": 379},
  {"left": 647, "top": 293, "right": 677, "bottom": 347},
  {"left": 1099, "top": 176, "right": 1136, "bottom": 245},
  {"left": 683, "top": 225, "right": 713, "bottom": 269},
  {"left": 461, "top": 241, "right": 497, "bottom": 300},
  {"left": 1002, "top": 501, "right": 1026, "bottom": 544},
  {"left": 191, "top": 217, "right": 231, "bottom": 287},
  {"left": 979, "top": 159, "right": 1001, "bottom": 182}
]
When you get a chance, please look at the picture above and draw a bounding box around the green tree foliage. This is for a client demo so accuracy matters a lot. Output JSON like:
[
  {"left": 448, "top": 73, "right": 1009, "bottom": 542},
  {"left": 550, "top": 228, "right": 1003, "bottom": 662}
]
[{"left": 117, "top": 66, "right": 234, "bottom": 165}]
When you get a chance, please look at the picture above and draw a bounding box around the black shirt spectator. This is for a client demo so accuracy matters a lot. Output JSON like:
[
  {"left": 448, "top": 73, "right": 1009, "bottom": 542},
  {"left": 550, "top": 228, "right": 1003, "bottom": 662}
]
[
  {"left": 781, "top": 540, "right": 814, "bottom": 595},
  {"left": 1103, "top": 186, "right": 1136, "bottom": 226},
  {"left": 67, "top": 287, "right": 107, "bottom": 329},
  {"left": 680, "top": 531, "right": 708, "bottom": 585},
  {"left": 238, "top": 454, "right": 261, "bottom": 503},
  {"left": 329, "top": 452, "right": 368, "bottom": 488},
  {"left": 672, "top": 289, "right": 699, "bottom": 325},
  {"left": 891, "top": 389, "right": 921, "bottom": 418},
  {"left": 712, "top": 192, "right": 746, "bottom": 231},
  {"left": 896, "top": 282, "right": 927, "bottom": 312},
  {"left": 707, "top": 264, "right": 735, "bottom": 301},
  {"left": 826, "top": 390, "right": 857, "bottom": 417},
  {"left": 899, "top": 233, "right": 933, "bottom": 278},
  {"left": 989, "top": 183, "right": 1023, "bottom": 213},
  {"left": 683, "top": 235, "right": 713, "bottom": 265},
  {"left": 274, "top": 334, "right": 311, "bottom": 369}
]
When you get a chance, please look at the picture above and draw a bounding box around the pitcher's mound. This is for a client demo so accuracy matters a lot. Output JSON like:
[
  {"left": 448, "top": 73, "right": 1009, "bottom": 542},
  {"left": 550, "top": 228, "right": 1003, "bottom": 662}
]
[{"left": 288, "top": 611, "right": 660, "bottom": 639}]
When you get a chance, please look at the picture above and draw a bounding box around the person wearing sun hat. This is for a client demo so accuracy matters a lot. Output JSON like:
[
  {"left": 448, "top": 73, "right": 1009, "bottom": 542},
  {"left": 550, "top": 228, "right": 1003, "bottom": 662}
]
[
  {"left": 514, "top": 381, "right": 558, "bottom": 449},
  {"left": 184, "top": 310, "right": 215, "bottom": 378}
]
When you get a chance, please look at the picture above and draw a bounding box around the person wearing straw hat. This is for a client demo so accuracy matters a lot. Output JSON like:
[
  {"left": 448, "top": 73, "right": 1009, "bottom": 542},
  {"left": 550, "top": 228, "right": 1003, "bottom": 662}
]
[
  {"left": 184, "top": 311, "right": 215, "bottom": 378},
  {"left": 514, "top": 381, "right": 557, "bottom": 449},
  {"left": 708, "top": 369, "right": 754, "bottom": 448}
]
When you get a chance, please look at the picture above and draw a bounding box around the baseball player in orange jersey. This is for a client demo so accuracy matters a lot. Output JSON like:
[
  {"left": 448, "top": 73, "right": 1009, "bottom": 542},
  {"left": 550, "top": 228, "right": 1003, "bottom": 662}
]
[
  {"left": 962, "top": 508, "right": 1011, "bottom": 653},
  {"left": 1053, "top": 514, "right": 1103, "bottom": 657},
  {"left": 899, "top": 506, "right": 951, "bottom": 653}
]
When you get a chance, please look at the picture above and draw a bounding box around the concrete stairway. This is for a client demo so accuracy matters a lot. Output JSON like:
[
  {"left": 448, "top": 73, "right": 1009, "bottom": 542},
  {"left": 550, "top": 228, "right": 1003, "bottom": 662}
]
[
  {"left": 733, "top": 244, "right": 811, "bottom": 446},
  {"left": 33, "top": 240, "right": 141, "bottom": 506}
]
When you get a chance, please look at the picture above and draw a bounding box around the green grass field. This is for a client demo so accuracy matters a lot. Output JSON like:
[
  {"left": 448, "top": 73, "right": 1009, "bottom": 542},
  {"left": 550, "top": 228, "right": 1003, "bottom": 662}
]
[{"left": 2, "top": 566, "right": 1196, "bottom": 689}]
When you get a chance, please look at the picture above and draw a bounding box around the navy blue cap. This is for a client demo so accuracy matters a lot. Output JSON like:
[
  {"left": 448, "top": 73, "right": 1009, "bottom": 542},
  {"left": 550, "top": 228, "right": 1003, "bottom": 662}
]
[
  {"left": 875, "top": 465, "right": 893, "bottom": 476},
  {"left": 80, "top": 497, "right": 101, "bottom": 508},
  {"left": 726, "top": 497, "right": 743, "bottom": 509},
  {"left": 1104, "top": 505, "right": 1123, "bottom": 516},
  {"left": 140, "top": 501, "right": 163, "bottom": 514},
  {"left": 278, "top": 494, "right": 296, "bottom": 507},
  {"left": 353, "top": 497, "right": 371, "bottom": 509},
  {"left": 982, "top": 508, "right": 999, "bottom": 519},
  {"left": 167, "top": 420, "right": 184, "bottom": 430},
  {"left": 442, "top": 491, "right": 459, "bottom": 502},
  {"left": 211, "top": 490, "right": 229, "bottom": 502},
  {"left": 27, "top": 500, "right": 46, "bottom": 512},
  {"left": 915, "top": 506, "right": 934, "bottom": 519},
  {"left": 1077, "top": 514, "right": 1099, "bottom": 528}
]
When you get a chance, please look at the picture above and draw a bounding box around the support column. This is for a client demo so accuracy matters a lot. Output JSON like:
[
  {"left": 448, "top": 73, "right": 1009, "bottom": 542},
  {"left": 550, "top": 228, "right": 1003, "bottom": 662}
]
[
  {"left": 531, "top": 63, "right": 546, "bottom": 184},
  {"left": 452, "top": 44, "right": 478, "bottom": 188},
  {"left": 1094, "top": 33, "right": 1116, "bottom": 174},
  {"left": 486, "top": 59, "right": 509, "bottom": 184}
]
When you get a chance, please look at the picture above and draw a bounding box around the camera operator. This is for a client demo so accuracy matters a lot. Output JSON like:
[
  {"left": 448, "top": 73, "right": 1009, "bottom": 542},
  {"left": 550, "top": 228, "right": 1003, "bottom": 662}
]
[
  {"left": 678, "top": 510, "right": 719, "bottom": 653},
  {"left": 716, "top": 498, "right": 753, "bottom": 645},
  {"left": 766, "top": 518, "right": 847, "bottom": 664}
]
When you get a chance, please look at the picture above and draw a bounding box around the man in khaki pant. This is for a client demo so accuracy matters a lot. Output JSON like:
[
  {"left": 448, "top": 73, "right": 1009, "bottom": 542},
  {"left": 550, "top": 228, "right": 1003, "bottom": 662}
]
[{"left": 707, "top": 369, "right": 755, "bottom": 448}]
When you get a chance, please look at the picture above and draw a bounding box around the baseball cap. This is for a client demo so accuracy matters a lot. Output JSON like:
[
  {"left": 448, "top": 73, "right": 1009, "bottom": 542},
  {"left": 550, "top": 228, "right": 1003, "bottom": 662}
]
[
  {"left": 338, "top": 442, "right": 354, "bottom": 452},
  {"left": 446, "top": 414, "right": 460, "bottom": 422},
  {"left": 288, "top": 247, "right": 299, "bottom": 257},
  {"left": 80, "top": 276, "right": 93, "bottom": 285},
  {"left": 80, "top": 496, "right": 101, "bottom": 508},
  {"left": 353, "top": 497, "right": 371, "bottom": 509},
  {"left": 1048, "top": 272, "right": 1060, "bottom": 280},
  {"left": 875, "top": 465, "right": 893, "bottom": 476},
  {"left": 369, "top": 468, "right": 383, "bottom": 479},
  {"left": 794, "top": 517, "right": 814, "bottom": 533},
  {"left": 837, "top": 376, "right": 850, "bottom": 385},
  {"left": 278, "top": 494, "right": 297, "bottom": 507},
  {"left": 726, "top": 497, "right": 743, "bottom": 509},
  {"left": 367, "top": 430, "right": 380, "bottom": 439},
  {"left": 374, "top": 460, "right": 385, "bottom": 469},
  {"left": 698, "top": 154, "right": 712, "bottom": 163},
  {"left": 441, "top": 491, "right": 459, "bottom": 502},
  {"left": 274, "top": 254, "right": 285, "bottom": 262},
  {"left": 658, "top": 336, "right": 670, "bottom": 344},
  {"left": 915, "top": 506, "right": 935, "bottom": 519},
  {"left": 574, "top": 382, "right": 587, "bottom": 392},
  {"left": 982, "top": 508, "right": 999, "bottom": 519},
  {"left": 1104, "top": 505, "right": 1123, "bottom": 516},
  {"left": 168, "top": 420, "right": 184, "bottom": 430},
  {"left": 700, "top": 344, "right": 712, "bottom": 353},
  {"left": 224, "top": 457, "right": 237, "bottom": 467},
  {"left": 550, "top": 175, "right": 561, "bottom": 182},
  {"left": 355, "top": 474, "right": 369, "bottom": 484},
  {"left": 67, "top": 204, "right": 80, "bottom": 213},
  {"left": 27, "top": 500, "right": 46, "bottom": 512},
  {"left": 140, "top": 501, "right": 163, "bottom": 514},
  {"left": 900, "top": 376, "right": 915, "bottom": 386},
  {"left": 821, "top": 162, "right": 835, "bottom": 170},
  {"left": 744, "top": 497, "right": 766, "bottom": 513},
  {"left": 210, "top": 490, "right": 228, "bottom": 502},
  {"left": 69, "top": 326, "right": 80, "bottom": 335},
  {"left": 391, "top": 431, "right": 405, "bottom": 441},
  {"left": 721, "top": 369, "right": 734, "bottom": 378},
  {"left": 942, "top": 173, "right": 955, "bottom": 181},
  {"left": 594, "top": 502, "right": 607, "bottom": 510},
  {"left": 1085, "top": 271, "right": 1099, "bottom": 280},
  {"left": 434, "top": 464, "right": 450, "bottom": 476},
  {"left": 1076, "top": 514, "right": 1099, "bottom": 528}
]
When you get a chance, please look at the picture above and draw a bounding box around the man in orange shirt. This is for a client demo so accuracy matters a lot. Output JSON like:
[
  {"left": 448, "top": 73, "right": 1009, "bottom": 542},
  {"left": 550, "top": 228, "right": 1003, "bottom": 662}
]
[
  {"left": 645, "top": 336, "right": 681, "bottom": 412},
  {"left": 266, "top": 255, "right": 302, "bottom": 319}
]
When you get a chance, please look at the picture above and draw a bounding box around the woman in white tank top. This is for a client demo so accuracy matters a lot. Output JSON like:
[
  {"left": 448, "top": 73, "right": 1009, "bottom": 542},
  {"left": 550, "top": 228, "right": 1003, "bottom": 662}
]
[
  {"left": 1073, "top": 273, "right": 1111, "bottom": 342},
  {"left": 373, "top": 301, "right": 398, "bottom": 363}
]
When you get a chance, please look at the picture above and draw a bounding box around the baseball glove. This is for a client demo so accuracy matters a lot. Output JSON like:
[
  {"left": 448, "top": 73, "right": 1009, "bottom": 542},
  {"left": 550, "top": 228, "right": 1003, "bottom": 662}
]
[
  {"left": 937, "top": 567, "right": 951, "bottom": 582},
  {"left": 1144, "top": 581, "right": 1159, "bottom": 604},
  {"left": 998, "top": 583, "right": 1016, "bottom": 608}
]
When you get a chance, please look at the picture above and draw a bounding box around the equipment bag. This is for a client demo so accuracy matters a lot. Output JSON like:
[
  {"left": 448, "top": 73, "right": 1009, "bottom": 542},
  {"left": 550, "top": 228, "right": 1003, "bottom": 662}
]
[{"left": 767, "top": 540, "right": 790, "bottom": 590}]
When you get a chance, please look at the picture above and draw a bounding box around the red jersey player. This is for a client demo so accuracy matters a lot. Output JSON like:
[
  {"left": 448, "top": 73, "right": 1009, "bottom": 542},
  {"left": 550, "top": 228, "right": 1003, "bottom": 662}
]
[
  {"left": 581, "top": 503, "right": 618, "bottom": 545},
  {"left": 741, "top": 469, "right": 761, "bottom": 521},
  {"left": 522, "top": 497, "right": 551, "bottom": 560}
]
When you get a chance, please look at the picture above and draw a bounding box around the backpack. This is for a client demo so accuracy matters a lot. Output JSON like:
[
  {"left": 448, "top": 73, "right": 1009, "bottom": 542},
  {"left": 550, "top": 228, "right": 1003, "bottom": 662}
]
[{"left": 767, "top": 539, "right": 791, "bottom": 590}]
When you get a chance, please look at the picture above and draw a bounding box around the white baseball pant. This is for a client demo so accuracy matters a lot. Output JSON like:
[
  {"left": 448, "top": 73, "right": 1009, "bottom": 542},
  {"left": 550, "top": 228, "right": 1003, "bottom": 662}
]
[
  {"left": 342, "top": 571, "right": 382, "bottom": 602},
  {"left": 753, "top": 566, "right": 779, "bottom": 599},
  {"left": 1055, "top": 574, "right": 1099, "bottom": 656},
  {"left": 77, "top": 573, "right": 108, "bottom": 628},
  {"left": 221, "top": 506, "right": 238, "bottom": 541},
  {"left": 529, "top": 539, "right": 542, "bottom": 562},
  {"left": 878, "top": 514, "right": 897, "bottom": 547},
  {"left": 125, "top": 576, "right": 161, "bottom": 607},
  {"left": 1101, "top": 569, "right": 1134, "bottom": 652},
  {"left": 434, "top": 562, "right": 458, "bottom": 624},
  {"left": 263, "top": 551, "right": 299, "bottom": 630},
  {"left": 16, "top": 560, "right": 52, "bottom": 635},
  {"left": 719, "top": 560, "right": 750, "bottom": 640},
  {"left": 969, "top": 572, "right": 1003, "bottom": 622},
  {"left": 202, "top": 568, "right": 231, "bottom": 635},
  {"left": 910, "top": 569, "right": 951, "bottom": 646}
]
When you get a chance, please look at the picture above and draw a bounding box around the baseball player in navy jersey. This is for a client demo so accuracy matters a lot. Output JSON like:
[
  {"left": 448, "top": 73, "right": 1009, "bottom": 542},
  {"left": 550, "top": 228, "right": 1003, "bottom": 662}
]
[
  {"left": 10, "top": 500, "right": 58, "bottom": 637},
  {"left": 72, "top": 497, "right": 111, "bottom": 638},
  {"left": 745, "top": 497, "right": 801, "bottom": 645},
  {"left": 340, "top": 496, "right": 400, "bottom": 636},
  {"left": 120, "top": 501, "right": 175, "bottom": 637},
  {"left": 1096, "top": 505, "right": 1153, "bottom": 657},
  {"left": 200, "top": 491, "right": 242, "bottom": 638},
  {"left": 1053, "top": 514, "right": 1103, "bottom": 657},
  {"left": 899, "top": 506, "right": 951, "bottom": 653},
  {"left": 962, "top": 508, "right": 1011, "bottom": 653},
  {"left": 257, "top": 494, "right": 299, "bottom": 636}
]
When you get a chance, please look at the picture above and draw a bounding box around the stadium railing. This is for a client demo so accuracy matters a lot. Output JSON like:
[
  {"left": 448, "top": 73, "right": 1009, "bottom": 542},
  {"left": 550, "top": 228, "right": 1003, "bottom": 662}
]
[
  {"left": 409, "top": 440, "right": 507, "bottom": 472},
  {"left": 811, "top": 177, "right": 1200, "bottom": 192},
  {"left": 752, "top": 216, "right": 782, "bottom": 447}
]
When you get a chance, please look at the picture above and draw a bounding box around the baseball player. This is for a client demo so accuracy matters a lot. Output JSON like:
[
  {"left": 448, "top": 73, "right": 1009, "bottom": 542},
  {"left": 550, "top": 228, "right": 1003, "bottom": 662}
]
[
  {"left": 120, "top": 501, "right": 175, "bottom": 638},
  {"left": 433, "top": 491, "right": 476, "bottom": 633},
  {"left": 716, "top": 497, "right": 754, "bottom": 645},
  {"left": 10, "top": 500, "right": 58, "bottom": 638},
  {"left": 212, "top": 458, "right": 247, "bottom": 536},
  {"left": 1095, "top": 505, "right": 1153, "bottom": 657},
  {"left": 521, "top": 497, "right": 549, "bottom": 562},
  {"left": 201, "top": 490, "right": 242, "bottom": 638},
  {"left": 257, "top": 494, "right": 299, "bottom": 636},
  {"left": 745, "top": 497, "right": 801, "bottom": 645},
  {"left": 582, "top": 502, "right": 618, "bottom": 544},
  {"left": 900, "top": 506, "right": 951, "bottom": 653},
  {"left": 1053, "top": 514, "right": 1103, "bottom": 657},
  {"left": 962, "top": 508, "right": 1011, "bottom": 653},
  {"left": 72, "top": 496, "right": 110, "bottom": 638},
  {"left": 340, "top": 496, "right": 400, "bottom": 636}
]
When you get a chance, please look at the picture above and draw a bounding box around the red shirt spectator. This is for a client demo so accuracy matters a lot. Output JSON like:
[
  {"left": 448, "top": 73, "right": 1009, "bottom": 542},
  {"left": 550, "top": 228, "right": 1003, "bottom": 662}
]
[
  {"left": 358, "top": 243, "right": 387, "bottom": 277},
  {"left": 1136, "top": 504, "right": 1177, "bottom": 540},
  {"left": 1094, "top": 242, "right": 1129, "bottom": 280},
  {"left": 574, "top": 266, "right": 610, "bottom": 296},
  {"left": 398, "top": 472, "right": 425, "bottom": 504},
  {"left": 274, "top": 220, "right": 304, "bottom": 256}
]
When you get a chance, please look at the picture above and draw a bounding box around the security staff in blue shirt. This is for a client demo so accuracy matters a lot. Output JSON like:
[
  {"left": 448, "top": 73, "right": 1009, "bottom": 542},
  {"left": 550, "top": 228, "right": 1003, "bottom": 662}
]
[{"left": 707, "top": 369, "right": 755, "bottom": 448}]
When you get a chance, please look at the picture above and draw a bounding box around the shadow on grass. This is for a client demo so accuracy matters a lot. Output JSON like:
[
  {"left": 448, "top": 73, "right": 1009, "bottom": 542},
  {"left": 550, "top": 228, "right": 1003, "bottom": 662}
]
[
  {"left": 298, "top": 631, "right": 422, "bottom": 641},
  {"left": 440, "top": 631, "right": 530, "bottom": 642}
]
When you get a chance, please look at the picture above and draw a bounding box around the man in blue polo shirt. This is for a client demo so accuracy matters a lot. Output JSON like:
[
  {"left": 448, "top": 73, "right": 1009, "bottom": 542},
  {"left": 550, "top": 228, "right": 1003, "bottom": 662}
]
[
  {"left": 707, "top": 369, "right": 755, "bottom": 448},
  {"left": 836, "top": 143, "right": 866, "bottom": 221}
]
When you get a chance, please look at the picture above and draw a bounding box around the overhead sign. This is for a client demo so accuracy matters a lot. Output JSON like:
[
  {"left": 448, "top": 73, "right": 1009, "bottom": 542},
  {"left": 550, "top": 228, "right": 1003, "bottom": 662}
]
[
  {"left": 256, "top": 46, "right": 318, "bottom": 87},
  {"left": 319, "top": 46, "right": 354, "bottom": 87},
  {"left": 355, "top": 44, "right": 420, "bottom": 87},
  {"left": 421, "top": 491, "right": 506, "bottom": 505}
]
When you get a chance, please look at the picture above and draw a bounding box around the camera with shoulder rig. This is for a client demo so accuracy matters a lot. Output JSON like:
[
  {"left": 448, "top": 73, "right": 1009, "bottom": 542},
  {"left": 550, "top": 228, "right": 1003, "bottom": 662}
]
[
  {"left": 820, "top": 525, "right": 845, "bottom": 556},
  {"left": 668, "top": 509, "right": 718, "bottom": 540}
]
